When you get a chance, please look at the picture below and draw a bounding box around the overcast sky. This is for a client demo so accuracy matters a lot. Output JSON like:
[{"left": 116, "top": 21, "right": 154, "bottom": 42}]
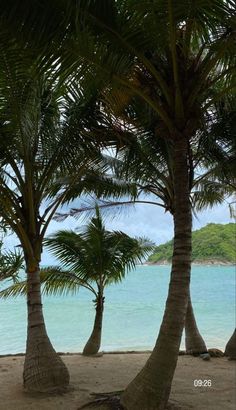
[{"left": 3, "top": 198, "right": 234, "bottom": 265}]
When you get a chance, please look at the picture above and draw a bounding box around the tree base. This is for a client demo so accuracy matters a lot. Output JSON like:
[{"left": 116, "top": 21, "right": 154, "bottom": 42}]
[
  {"left": 82, "top": 341, "right": 100, "bottom": 356},
  {"left": 24, "top": 337, "right": 70, "bottom": 393},
  {"left": 224, "top": 329, "right": 236, "bottom": 360}
]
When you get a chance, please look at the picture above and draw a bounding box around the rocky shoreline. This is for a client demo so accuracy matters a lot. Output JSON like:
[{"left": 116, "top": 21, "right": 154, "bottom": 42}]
[{"left": 146, "top": 259, "right": 235, "bottom": 266}]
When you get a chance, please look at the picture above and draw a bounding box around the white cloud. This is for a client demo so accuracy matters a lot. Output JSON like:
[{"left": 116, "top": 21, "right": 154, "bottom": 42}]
[{"left": 2, "top": 200, "right": 233, "bottom": 266}]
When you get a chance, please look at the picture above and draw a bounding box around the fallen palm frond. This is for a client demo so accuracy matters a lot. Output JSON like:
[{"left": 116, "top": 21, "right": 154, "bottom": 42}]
[{"left": 78, "top": 391, "right": 124, "bottom": 410}]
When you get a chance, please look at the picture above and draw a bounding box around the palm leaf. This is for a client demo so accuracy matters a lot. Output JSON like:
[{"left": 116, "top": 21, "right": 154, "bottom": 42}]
[{"left": 0, "top": 280, "right": 26, "bottom": 298}]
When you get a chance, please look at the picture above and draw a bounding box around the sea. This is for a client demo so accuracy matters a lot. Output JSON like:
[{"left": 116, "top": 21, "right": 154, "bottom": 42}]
[{"left": 0, "top": 265, "right": 235, "bottom": 354}]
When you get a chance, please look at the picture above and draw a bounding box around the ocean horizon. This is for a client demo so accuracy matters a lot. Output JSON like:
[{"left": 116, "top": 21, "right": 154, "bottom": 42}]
[{"left": 0, "top": 265, "right": 235, "bottom": 354}]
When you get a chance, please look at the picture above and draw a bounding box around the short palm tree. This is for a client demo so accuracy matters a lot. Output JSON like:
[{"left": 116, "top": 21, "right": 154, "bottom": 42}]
[
  {"left": 2, "top": 207, "right": 154, "bottom": 355},
  {"left": 45, "top": 207, "right": 153, "bottom": 355}
]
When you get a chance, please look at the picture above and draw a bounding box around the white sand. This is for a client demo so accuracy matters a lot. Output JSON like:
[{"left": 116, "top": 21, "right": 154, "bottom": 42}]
[{"left": 0, "top": 353, "right": 235, "bottom": 409}]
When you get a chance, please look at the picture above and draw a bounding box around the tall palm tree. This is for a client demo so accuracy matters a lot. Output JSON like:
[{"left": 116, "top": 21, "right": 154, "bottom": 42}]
[
  {"left": 57, "top": 2, "right": 235, "bottom": 407},
  {"left": 60, "top": 99, "right": 236, "bottom": 357},
  {"left": 113, "top": 99, "right": 236, "bottom": 356},
  {"left": 0, "top": 41, "right": 69, "bottom": 391},
  {"left": 0, "top": 35, "right": 127, "bottom": 392},
  {"left": 1, "top": 1, "right": 235, "bottom": 406}
]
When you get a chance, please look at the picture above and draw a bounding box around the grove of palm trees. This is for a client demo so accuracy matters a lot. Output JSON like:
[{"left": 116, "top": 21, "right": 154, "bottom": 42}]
[{"left": 0, "top": 1, "right": 235, "bottom": 409}]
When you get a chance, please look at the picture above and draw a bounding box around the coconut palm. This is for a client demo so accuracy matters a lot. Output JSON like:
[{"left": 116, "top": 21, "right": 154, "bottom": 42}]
[
  {"left": 0, "top": 34, "right": 133, "bottom": 392},
  {"left": 1, "top": 1, "right": 235, "bottom": 406},
  {"left": 46, "top": 207, "right": 153, "bottom": 355},
  {"left": 0, "top": 42, "right": 71, "bottom": 391},
  {"left": 56, "top": 2, "right": 235, "bottom": 407},
  {"left": 0, "top": 207, "right": 154, "bottom": 355},
  {"left": 114, "top": 98, "right": 236, "bottom": 357},
  {"left": 61, "top": 98, "right": 236, "bottom": 357}
]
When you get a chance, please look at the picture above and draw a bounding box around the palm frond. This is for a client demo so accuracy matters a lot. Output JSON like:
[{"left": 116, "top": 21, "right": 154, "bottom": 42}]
[
  {"left": 0, "top": 280, "right": 26, "bottom": 298},
  {"left": 40, "top": 267, "right": 97, "bottom": 297},
  {"left": 0, "top": 249, "right": 24, "bottom": 282},
  {"left": 45, "top": 207, "right": 154, "bottom": 293}
]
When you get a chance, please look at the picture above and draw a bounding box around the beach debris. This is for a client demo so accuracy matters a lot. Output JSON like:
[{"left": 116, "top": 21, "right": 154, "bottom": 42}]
[
  {"left": 78, "top": 391, "right": 124, "bottom": 409},
  {"left": 200, "top": 353, "right": 211, "bottom": 361},
  {"left": 208, "top": 348, "right": 224, "bottom": 357}
]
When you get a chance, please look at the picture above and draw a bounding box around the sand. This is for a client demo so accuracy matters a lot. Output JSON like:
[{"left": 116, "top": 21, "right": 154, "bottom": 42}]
[{"left": 0, "top": 353, "right": 235, "bottom": 410}]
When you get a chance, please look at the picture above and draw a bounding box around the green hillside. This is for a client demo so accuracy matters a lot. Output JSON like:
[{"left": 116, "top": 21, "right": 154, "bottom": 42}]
[{"left": 148, "top": 223, "right": 235, "bottom": 264}]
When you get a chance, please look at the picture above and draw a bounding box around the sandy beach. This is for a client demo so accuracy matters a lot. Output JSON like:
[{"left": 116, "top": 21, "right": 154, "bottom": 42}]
[{"left": 0, "top": 352, "right": 235, "bottom": 410}]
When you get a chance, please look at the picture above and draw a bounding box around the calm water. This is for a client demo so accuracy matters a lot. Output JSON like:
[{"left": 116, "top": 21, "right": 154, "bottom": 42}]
[{"left": 0, "top": 265, "right": 235, "bottom": 354}]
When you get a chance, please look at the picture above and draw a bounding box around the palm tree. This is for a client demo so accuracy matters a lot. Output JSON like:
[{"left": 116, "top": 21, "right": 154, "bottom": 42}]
[
  {"left": 61, "top": 99, "right": 236, "bottom": 357},
  {"left": 57, "top": 2, "right": 235, "bottom": 407},
  {"left": 1, "top": 1, "right": 235, "bottom": 406},
  {"left": 1, "top": 207, "right": 154, "bottom": 356},
  {"left": 47, "top": 207, "right": 153, "bottom": 355},
  {"left": 113, "top": 99, "right": 236, "bottom": 357},
  {"left": 0, "top": 42, "right": 70, "bottom": 392},
  {"left": 0, "top": 35, "right": 127, "bottom": 392}
]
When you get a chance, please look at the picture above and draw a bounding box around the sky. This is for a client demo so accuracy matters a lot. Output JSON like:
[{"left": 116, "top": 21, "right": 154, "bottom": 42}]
[{"left": 2, "top": 198, "right": 234, "bottom": 265}]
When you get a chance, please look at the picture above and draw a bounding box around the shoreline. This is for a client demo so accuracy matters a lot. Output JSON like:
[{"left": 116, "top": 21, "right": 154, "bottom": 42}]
[
  {"left": 0, "top": 350, "right": 152, "bottom": 358},
  {"left": 0, "top": 348, "right": 225, "bottom": 358},
  {"left": 146, "top": 261, "right": 235, "bottom": 266}
]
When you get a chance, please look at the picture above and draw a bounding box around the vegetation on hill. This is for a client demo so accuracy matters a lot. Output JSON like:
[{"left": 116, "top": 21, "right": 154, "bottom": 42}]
[{"left": 148, "top": 223, "right": 235, "bottom": 264}]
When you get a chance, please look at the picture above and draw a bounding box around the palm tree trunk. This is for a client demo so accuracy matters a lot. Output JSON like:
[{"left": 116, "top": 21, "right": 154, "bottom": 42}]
[
  {"left": 23, "top": 263, "right": 70, "bottom": 392},
  {"left": 224, "top": 329, "right": 236, "bottom": 359},
  {"left": 121, "top": 137, "right": 192, "bottom": 410},
  {"left": 83, "top": 292, "right": 104, "bottom": 355},
  {"left": 185, "top": 291, "right": 207, "bottom": 355}
]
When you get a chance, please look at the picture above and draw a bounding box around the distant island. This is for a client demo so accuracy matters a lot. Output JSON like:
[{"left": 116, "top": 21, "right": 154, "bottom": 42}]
[{"left": 148, "top": 223, "right": 235, "bottom": 265}]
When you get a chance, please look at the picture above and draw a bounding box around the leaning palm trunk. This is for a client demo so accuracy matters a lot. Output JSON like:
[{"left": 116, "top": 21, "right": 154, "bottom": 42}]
[
  {"left": 185, "top": 291, "right": 207, "bottom": 355},
  {"left": 224, "top": 329, "right": 236, "bottom": 359},
  {"left": 23, "top": 263, "right": 70, "bottom": 392},
  {"left": 121, "top": 138, "right": 192, "bottom": 409},
  {"left": 83, "top": 293, "right": 104, "bottom": 355}
]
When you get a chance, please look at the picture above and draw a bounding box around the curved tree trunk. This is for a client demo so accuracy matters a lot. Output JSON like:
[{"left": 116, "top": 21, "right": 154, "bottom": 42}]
[
  {"left": 23, "top": 264, "right": 70, "bottom": 392},
  {"left": 185, "top": 291, "right": 207, "bottom": 355},
  {"left": 121, "top": 138, "right": 192, "bottom": 410},
  {"left": 224, "top": 329, "right": 236, "bottom": 359},
  {"left": 83, "top": 292, "right": 104, "bottom": 355}
]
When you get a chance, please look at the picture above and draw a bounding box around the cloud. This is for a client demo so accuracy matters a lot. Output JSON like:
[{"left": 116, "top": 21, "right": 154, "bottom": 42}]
[{"left": 2, "top": 200, "right": 233, "bottom": 266}]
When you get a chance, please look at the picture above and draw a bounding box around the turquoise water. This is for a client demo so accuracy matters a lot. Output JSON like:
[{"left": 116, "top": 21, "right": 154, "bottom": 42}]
[{"left": 0, "top": 265, "right": 235, "bottom": 354}]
